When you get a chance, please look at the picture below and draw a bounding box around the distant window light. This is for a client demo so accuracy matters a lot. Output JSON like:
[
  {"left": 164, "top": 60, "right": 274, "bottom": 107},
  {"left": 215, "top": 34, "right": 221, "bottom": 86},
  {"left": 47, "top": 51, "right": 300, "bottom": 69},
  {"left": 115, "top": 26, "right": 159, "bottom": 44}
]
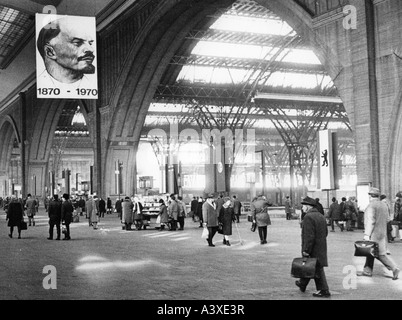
[{"left": 71, "top": 106, "right": 87, "bottom": 125}]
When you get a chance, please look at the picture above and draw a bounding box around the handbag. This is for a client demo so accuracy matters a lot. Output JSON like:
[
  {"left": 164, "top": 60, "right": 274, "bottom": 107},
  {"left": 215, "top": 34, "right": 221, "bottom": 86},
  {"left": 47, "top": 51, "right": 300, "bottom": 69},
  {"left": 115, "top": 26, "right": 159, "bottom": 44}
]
[
  {"left": 201, "top": 227, "right": 209, "bottom": 239},
  {"left": 62, "top": 226, "right": 67, "bottom": 235},
  {"left": 20, "top": 221, "right": 28, "bottom": 230},
  {"left": 354, "top": 240, "right": 379, "bottom": 257},
  {"left": 250, "top": 221, "right": 257, "bottom": 232},
  {"left": 291, "top": 257, "right": 318, "bottom": 279},
  {"left": 218, "top": 223, "right": 224, "bottom": 234}
]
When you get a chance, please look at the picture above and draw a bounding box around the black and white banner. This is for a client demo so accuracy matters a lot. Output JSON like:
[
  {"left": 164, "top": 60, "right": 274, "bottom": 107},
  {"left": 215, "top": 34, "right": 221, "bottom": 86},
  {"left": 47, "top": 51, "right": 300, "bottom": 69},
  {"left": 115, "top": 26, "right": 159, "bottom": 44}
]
[{"left": 35, "top": 14, "right": 98, "bottom": 99}]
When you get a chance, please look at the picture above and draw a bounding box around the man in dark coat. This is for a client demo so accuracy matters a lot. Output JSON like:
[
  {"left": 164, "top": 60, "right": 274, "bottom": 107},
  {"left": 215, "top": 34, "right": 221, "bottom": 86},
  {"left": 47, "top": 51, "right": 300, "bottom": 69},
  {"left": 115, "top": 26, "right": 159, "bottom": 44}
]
[
  {"left": 190, "top": 197, "right": 198, "bottom": 222},
  {"left": 295, "top": 196, "right": 331, "bottom": 298},
  {"left": 315, "top": 198, "right": 325, "bottom": 215},
  {"left": 6, "top": 196, "right": 24, "bottom": 239},
  {"left": 99, "top": 197, "right": 106, "bottom": 218},
  {"left": 328, "top": 197, "right": 344, "bottom": 232},
  {"left": 115, "top": 198, "right": 122, "bottom": 219},
  {"left": 61, "top": 193, "right": 74, "bottom": 240},
  {"left": 202, "top": 194, "right": 219, "bottom": 247},
  {"left": 78, "top": 196, "right": 86, "bottom": 216},
  {"left": 232, "top": 195, "right": 242, "bottom": 223},
  {"left": 48, "top": 194, "right": 62, "bottom": 240},
  {"left": 106, "top": 197, "right": 113, "bottom": 214}
]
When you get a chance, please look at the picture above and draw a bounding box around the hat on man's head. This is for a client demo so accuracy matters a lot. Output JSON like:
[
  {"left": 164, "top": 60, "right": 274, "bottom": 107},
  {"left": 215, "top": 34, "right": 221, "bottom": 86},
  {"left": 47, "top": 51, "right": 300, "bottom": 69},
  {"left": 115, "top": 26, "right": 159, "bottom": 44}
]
[
  {"left": 396, "top": 192, "right": 402, "bottom": 198},
  {"left": 223, "top": 196, "right": 231, "bottom": 203},
  {"left": 301, "top": 196, "right": 317, "bottom": 207},
  {"left": 368, "top": 187, "right": 381, "bottom": 196}
]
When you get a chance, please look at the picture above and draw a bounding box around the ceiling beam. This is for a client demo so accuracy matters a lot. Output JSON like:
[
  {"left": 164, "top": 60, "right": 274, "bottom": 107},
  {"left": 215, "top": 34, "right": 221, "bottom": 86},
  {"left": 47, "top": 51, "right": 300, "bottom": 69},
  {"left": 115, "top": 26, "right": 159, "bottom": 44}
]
[
  {"left": 170, "top": 55, "right": 326, "bottom": 74},
  {"left": 254, "top": 92, "right": 343, "bottom": 104}
]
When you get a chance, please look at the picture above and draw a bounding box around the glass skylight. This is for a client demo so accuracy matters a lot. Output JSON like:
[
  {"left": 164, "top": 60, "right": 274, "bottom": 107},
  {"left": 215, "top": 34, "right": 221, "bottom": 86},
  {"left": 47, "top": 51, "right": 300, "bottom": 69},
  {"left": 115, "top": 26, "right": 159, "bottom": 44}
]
[{"left": 210, "top": 15, "right": 295, "bottom": 36}]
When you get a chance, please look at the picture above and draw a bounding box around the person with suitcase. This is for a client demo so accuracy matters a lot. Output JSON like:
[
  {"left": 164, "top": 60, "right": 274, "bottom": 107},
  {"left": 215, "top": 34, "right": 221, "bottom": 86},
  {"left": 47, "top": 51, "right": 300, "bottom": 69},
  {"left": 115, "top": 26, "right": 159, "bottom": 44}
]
[{"left": 295, "top": 196, "right": 331, "bottom": 298}]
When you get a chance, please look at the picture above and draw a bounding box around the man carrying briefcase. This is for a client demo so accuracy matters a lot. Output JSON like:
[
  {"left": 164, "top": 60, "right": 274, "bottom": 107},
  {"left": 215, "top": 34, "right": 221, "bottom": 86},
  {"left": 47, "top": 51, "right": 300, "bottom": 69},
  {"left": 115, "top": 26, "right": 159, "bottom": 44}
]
[{"left": 295, "top": 196, "right": 331, "bottom": 298}]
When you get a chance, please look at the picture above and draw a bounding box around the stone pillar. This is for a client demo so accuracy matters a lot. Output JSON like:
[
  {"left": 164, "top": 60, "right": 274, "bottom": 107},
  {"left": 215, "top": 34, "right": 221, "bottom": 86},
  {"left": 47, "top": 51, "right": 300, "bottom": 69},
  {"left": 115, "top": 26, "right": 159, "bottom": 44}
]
[{"left": 105, "top": 142, "right": 139, "bottom": 198}]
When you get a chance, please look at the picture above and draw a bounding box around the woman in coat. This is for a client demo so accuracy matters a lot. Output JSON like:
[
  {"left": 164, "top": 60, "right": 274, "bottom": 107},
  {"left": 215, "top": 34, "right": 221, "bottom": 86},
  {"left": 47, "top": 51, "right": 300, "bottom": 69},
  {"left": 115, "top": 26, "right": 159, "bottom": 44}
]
[
  {"left": 121, "top": 197, "right": 134, "bottom": 230},
  {"left": 158, "top": 199, "right": 169, "bottom": 231},
  {"left": 7, "top": 196, "right": 24, "bottom": 239},
  {"left": 218, "top": 197, "right": 235, "bottom": 246}
]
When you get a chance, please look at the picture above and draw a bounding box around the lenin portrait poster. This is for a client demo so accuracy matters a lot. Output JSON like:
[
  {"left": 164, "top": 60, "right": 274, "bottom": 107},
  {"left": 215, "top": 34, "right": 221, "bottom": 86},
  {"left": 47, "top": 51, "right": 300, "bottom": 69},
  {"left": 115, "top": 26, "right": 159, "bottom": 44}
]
[{"left": 35, "top": 14, "right": 98, "bottom": 99}]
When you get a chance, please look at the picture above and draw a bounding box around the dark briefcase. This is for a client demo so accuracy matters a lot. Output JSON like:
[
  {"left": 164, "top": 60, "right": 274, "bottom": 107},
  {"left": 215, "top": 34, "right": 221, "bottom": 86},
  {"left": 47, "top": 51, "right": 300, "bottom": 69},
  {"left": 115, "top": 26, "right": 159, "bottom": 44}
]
[
  {"left": 291, "top": 257, "right": 317, "bottom": 279},
  {"left": 354, "top": 240, "right": 378, "bottom": 257}
]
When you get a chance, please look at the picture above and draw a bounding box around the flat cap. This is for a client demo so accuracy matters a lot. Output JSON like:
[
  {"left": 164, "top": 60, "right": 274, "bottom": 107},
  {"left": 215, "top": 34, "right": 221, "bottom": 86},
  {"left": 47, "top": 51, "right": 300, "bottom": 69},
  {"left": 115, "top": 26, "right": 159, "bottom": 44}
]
[
  {"left": 368, "top": 187, "right": 381, "bottom": 196},
  {"left": 301, "top": 196, "right": 317, "bottom": 207}
]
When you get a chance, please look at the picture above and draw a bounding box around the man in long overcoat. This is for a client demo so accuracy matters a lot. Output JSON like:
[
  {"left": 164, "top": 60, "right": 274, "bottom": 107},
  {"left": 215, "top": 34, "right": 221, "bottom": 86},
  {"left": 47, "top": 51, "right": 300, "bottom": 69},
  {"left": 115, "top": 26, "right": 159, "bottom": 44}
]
[
  {"left": 48, "top": 194, "right": 62, "bottom": 240},
  {"left": 7, "top": 195, "right": 24, "bottom": 239},
  {"left": 202, "top": 194, "right": 219, "bottom": 247},
  {"left": 122, "top": 197, "right": 134, "bottom": 230},
  {"left": 168, "top": 194, "right": 179, "bottom": 231},
  {"left": 327, "top": 197, "right": 344, "bottom": 232},
  {"left": 295, "top": 196, "right": 331, "bottom": 298},
  {"left": 360, "top": 187, "right": 400, "bottom": 280},
  {"left": 232, "top": 195, "right": 242, "bottom": 223},
  {"left": 61, "top": 193, "right": 74, "bottom": 240}
]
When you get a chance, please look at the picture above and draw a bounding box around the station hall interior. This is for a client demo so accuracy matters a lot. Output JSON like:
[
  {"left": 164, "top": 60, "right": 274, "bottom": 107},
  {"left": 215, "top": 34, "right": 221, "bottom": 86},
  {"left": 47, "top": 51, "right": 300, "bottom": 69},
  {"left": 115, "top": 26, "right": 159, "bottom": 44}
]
[{"left": 0, "top": 0, "right": 401, "bottom": 210}]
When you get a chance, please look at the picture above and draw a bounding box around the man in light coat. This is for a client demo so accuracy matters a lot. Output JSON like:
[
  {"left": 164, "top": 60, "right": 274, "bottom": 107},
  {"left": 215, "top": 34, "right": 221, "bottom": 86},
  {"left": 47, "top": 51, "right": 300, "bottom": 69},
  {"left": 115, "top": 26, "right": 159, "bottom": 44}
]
[
  {"left": 85, "top": 195, "right": 93, "bottom": 227},
  {"left": 202, "top": 194, "right": 219, "bottom": 247},
  {"left": 122, "top": 197, "right": 134, "bottom": 230},
  {"left": 168, "top": 194, "right": 178, "bottom": 231},
  {"left": 359, "top": 187, "right": 400, "bottom": 280},
  {"left": 91, "top": 195, "right": 100, "bottom": 230},
  {"left": 295, "top": 196, "right": 331, "bottom": 298},
  {"left": 25, "top": 194, "right": 37, "bottom": 226}
]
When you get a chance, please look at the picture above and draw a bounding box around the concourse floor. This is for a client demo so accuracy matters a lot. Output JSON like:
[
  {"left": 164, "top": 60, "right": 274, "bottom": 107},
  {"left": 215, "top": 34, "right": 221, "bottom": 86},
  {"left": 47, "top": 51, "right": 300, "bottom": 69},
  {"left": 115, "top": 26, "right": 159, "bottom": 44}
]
[{"left": 1, "top": 207, "right": 402, "bottom": 301}]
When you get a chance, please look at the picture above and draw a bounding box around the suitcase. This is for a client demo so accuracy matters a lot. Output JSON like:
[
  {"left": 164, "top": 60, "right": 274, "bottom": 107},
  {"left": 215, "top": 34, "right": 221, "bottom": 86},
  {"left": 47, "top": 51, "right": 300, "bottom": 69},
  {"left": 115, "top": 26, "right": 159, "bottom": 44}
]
[
  {"left": 291, "top": 257, "right": 317, "bottom": 279},
  {"left": 354, "top": 240, "right": 378, "bottom": 257}
]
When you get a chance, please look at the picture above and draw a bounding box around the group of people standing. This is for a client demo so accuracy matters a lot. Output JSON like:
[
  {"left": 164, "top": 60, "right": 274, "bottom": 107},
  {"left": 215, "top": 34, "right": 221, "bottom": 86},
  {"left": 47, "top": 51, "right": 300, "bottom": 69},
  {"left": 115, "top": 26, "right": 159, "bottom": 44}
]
[
  {"left": 327, "top": 196, "right": 359, "bottom": 232},
  {"left": 5, "top": 193, "right": 74, "bottom": 240}
]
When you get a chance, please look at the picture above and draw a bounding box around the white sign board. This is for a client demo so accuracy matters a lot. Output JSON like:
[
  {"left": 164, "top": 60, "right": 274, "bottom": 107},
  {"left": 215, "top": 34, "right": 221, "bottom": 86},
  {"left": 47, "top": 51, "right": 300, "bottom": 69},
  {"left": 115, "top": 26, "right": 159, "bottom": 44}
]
[
  {"left": 318, "top": 130, "right": 335, "bottom": 190},
  {"left": 36, "top": 14, "right": 98, "bottom": 99}
]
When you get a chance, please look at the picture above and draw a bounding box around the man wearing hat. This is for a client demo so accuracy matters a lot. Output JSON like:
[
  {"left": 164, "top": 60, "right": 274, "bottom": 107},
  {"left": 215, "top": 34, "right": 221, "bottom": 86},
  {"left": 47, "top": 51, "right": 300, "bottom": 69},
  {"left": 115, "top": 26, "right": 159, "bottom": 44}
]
[
  {"left": 359, "top": 187, "right": 400, "bottom": 280},
  {"left": 295, "top": 196, "right": 331, "bottom": 298},
  {"left": 202, "top": 194, "right": 219, "bottom": 247}
]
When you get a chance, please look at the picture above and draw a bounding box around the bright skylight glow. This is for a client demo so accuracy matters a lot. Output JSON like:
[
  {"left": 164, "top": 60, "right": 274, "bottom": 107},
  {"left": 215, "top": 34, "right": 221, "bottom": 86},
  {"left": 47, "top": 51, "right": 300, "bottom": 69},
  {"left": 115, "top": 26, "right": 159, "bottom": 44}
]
[{"left": 211, "top": 15, "right": 295, "bottom": 36}]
